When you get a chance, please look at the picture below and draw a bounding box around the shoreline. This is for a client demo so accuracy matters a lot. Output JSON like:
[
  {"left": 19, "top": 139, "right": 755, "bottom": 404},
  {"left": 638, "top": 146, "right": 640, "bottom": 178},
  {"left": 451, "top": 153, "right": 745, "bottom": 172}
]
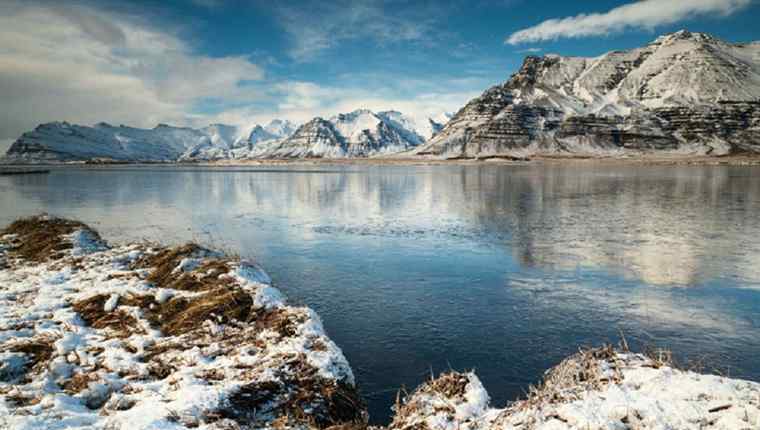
[
  {"left": 1, "top": 216, "right": 759, "bottom": 429},
  {"left": 209, "top": 154, "right": 760, "bottom": 167},
  {"left": 4, "top": 154, "right": 760, "bottom": 169}
]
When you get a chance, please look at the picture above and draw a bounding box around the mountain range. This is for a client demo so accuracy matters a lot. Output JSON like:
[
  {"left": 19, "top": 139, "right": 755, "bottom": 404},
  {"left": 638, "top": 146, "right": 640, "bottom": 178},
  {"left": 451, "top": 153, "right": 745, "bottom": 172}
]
[
  {"left": 3, "top": 30, "right": 760, "bottom": 163},
  {"left": 2, "top": 111, "right": 445, "bottom": 163}
]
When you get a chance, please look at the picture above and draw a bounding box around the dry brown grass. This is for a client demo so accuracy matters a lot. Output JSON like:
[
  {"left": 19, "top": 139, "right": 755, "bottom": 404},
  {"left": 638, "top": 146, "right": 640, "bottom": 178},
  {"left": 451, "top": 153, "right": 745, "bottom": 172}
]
[
  {"left": 71, "top": 288, "right": 255, "bottom": 338},
  {"left": 72, "top": 295, "right": 141, "bottom": 338},
  {"left": 4, "top": 392, "right": 40, "bottom": 407},
  {"left": 217, "top": 354, "right": 366, "bottom": 429},
  {"left": 387, "top": 371, "right": 471, "bottom": 430},
  {"left": 1, "top": 215, "right": 100, "bottom": 262},
  {"left": 132, "top": 244, "right": 233, "bottom": 291},
  {"left": 518, "top": 345, "right": 622, "bottom": 408},
  {"left": 425, "top": 372, "right": 469, "bottom": 399},
  {"left": 151, "top": 287, "right": 253, "bottom": 336},
  {"left": 254, "top": 308, "right": 306, "bottom": 338},
  {"left": 4, "top": 335, "right": 56, "bottom": 375},
  {"left": 62, "top": 372, "right": 94, "bottom": 394}
]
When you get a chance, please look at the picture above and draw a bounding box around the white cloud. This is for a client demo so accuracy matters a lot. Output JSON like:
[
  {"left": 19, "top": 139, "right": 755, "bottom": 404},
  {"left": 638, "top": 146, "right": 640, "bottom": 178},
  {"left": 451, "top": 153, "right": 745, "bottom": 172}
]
[
  {"left": 203, "top": 80, "right": 477, "bottom": 129},
  {"left": 516, "top": 47, "right": 542, "bottom": 54},
  {"left": 0, "top": 1, "right": 263, "bottom": 143},
  {"left": 506, "top": 0, "right": 751, "bottom": 44},
  {"left": 272, "top": 0, "right": 440, "bottom": 61}
]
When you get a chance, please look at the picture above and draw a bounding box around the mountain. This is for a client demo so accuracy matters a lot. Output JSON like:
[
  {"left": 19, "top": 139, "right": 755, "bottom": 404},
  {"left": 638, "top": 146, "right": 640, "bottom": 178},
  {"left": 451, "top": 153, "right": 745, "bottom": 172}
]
[
  {"left": 2, "top": 119, "right": 297, "bottom": 164},
  {"left": 2, "top": 110, "right": 445, "bottom": 162},
  {"left": 243, "top": 119, "right": 299, "bottom": 158},
  {"left": 255, "top": 109, "right": 434, "bottom": 158},
  {"left": 415, "top": 30, "right": 760, "bottom": 159}
]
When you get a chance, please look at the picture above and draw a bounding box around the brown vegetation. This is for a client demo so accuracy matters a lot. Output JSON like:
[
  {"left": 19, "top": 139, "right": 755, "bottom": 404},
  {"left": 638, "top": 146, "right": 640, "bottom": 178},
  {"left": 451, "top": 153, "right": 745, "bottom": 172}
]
[
  {"left": 1, "top": 215, "right": 99, "bottom": 262},
  {"left": 132, "top": 244, "right": 232, "bottom": 291},
  {"left": 72, "top": 295, "right": 141, "bottom": 337},
  {"left": 153, "top": 287, "right": 253, "bottom": 336},
  {"left": 3, "top": 335, "right": 56, "bottom": 376},
  {"left": 217, "top": 354, "right": 365, "bottom": 429}
]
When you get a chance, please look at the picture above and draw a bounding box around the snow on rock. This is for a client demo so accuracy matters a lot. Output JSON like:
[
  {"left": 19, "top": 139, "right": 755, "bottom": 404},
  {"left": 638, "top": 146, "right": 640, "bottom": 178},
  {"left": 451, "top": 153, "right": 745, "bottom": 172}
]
[
  {"left": 2, "top": 109, "right": 451, "bottom": 162},
  {"left": 2, "top": 119, "right": 299, "bottom": 164},
  {"left": 416, "top": 30, "right": 760, "bottom": 159},
  {"left": 0, "top": 216, "right": 365, "bottom": 429},
  {"left": 253, "top": 109, "right": 447, "bottom": 159}
]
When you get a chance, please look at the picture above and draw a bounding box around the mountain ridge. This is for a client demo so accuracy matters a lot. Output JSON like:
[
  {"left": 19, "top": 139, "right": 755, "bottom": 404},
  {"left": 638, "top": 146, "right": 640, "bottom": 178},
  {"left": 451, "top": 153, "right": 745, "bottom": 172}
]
[
  {"left": 2, "top": 111, "right": 444, "bottom": 163},
  {"left": 414, "top": 30, "right": 760, "bottom": 159}
]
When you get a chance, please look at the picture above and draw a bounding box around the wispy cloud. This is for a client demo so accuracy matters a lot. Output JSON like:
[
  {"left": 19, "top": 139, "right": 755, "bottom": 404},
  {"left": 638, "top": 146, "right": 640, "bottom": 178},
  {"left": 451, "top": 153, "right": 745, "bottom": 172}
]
[
  {"left": 506, "top": 0, "right": 751, "bottom": 45},
  {"left": 272, "top": 0, "right": 441, "bottom": 61},
  {"left": 516, "top": 47, "right": 542, "bottom": 53}
]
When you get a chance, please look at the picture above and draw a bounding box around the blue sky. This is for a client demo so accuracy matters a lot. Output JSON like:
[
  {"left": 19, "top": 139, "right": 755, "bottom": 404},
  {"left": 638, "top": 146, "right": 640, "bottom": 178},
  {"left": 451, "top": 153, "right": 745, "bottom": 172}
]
[{"left": 1, "top": 0, "right": 759, "bottom": 152}]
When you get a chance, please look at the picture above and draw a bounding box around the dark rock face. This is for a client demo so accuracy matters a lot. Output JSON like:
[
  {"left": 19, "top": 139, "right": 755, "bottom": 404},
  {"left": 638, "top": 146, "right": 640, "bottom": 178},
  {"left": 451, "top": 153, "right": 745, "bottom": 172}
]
[
  {"left": 260, "top": 118, "right": 347, "bottom": 159},
  {"left": 415, "top": 31, "right": 760, "bottom": 159}
]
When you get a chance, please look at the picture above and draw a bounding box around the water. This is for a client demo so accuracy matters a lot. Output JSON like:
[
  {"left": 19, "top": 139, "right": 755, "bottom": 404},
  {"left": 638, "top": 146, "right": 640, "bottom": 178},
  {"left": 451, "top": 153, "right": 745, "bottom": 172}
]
[{"left": 2, "top": 164, "right": 760, "bottom": 424}]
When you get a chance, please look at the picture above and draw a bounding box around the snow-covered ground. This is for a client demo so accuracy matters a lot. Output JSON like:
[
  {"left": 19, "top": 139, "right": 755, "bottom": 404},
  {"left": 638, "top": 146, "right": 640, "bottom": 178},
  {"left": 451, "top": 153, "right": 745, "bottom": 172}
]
[
  {"left": 389, "top": 347, "right": 760, "bottom": 430},
  {"left": 1, "top": 216, "right": 758, "bottom": 430},
  {"left": 0, "top": 216, "right": 361, "bottom": 429}
]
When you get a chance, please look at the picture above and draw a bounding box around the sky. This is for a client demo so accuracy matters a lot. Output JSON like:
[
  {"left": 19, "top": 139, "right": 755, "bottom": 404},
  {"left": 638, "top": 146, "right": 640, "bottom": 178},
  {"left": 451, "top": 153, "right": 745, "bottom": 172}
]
[{"left": 1, "top": 0, "right": 759, "bottom": 153}]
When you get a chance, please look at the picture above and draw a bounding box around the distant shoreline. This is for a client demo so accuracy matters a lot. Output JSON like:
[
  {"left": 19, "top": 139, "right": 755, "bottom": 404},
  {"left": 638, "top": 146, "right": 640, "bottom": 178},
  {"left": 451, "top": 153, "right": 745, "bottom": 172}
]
[
  {"left": 4, "top": 154, "right": 760, "bottom": 168},
  {"left": 210, "top": 154, "right": 760, "bottom": 167}
]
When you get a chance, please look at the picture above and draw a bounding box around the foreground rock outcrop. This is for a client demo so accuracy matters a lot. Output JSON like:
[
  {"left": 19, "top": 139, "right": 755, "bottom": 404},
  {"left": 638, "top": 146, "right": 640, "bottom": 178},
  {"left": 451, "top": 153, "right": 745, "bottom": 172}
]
[
  {"left": 415, "top": 30, "right": 760, "bottom": 159},
  {"left": 1, "top": 217, "right": 758, "bottom": 429}
]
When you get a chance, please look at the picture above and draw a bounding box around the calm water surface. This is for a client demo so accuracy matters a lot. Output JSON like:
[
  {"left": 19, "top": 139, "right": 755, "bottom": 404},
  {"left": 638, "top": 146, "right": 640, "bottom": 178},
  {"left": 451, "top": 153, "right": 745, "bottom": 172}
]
[{"left": 2, "top": 164, "right": 760, "bottom": 424}]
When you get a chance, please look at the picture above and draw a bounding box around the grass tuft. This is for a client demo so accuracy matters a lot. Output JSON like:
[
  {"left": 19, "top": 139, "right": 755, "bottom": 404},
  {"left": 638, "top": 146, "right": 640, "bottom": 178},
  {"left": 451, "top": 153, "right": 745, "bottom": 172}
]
[{"left": 1, "top": 215, "right": 100, "bottom": 262}]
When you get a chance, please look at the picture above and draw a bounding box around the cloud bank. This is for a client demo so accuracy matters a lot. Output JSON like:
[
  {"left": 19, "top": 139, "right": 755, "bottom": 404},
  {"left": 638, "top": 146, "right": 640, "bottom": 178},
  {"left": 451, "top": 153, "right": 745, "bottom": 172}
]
[{"left": 506, "top": 0, "right": 751, "bottom": 44}]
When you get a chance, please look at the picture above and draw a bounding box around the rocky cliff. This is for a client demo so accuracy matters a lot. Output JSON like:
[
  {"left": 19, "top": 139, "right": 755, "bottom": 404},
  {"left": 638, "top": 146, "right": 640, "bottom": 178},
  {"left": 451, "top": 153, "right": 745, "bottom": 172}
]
[{"left": 415, "top": 31, "right": 760, "bottom": 159}]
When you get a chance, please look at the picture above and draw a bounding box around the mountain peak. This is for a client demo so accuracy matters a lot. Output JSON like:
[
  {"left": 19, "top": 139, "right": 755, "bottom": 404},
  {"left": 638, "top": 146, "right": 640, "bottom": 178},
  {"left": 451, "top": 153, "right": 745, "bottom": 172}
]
[{"left": 652, "top": 29, "right": 718, "bottom": 46}]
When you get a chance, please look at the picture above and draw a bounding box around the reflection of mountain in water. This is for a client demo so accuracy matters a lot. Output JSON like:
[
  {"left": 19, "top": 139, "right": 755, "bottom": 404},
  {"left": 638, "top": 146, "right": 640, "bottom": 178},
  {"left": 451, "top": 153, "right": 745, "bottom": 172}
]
[{"left": 3, "top": 165, "right": 760, "bottom": 286}]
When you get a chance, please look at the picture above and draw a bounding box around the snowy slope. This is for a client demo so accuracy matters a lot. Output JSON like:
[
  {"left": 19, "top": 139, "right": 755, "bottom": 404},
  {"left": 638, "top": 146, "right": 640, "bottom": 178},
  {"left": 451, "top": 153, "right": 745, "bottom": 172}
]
[
  {"left": 416, "top": 30, "right": 760, "bottom": 159},
  {"left": 3, "top": 119, "right": 299, "bottom": 164},
  {"left": 257, "top": 109, "right": 441, "bottom": 159}
]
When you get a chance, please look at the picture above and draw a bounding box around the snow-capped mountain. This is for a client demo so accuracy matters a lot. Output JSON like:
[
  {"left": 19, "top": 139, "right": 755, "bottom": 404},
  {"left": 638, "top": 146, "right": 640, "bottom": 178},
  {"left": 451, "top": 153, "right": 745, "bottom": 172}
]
[
  {"left": 416, "top": 30, "right": 760, "bottom": 158},
  {"left": 255, "top": 109, "right": 438, "bottom": 158},
  {"left": 2, "top": 110, "right": 446, "bottom": 162},
  {"left": 3, "top": 119, "right": 298, "bottom": 163}
]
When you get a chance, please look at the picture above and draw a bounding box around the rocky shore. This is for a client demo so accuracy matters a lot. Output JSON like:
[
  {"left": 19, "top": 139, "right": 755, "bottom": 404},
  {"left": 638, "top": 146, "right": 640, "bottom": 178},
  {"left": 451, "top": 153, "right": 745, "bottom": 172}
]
[{"left": 1, "top": 217, "right": 758, "bottom": 429}]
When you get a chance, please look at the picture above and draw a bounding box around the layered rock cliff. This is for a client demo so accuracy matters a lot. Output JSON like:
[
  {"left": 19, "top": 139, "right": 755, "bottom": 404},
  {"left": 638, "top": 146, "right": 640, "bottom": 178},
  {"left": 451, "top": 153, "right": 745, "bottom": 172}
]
[{"left": 415, "top": 31, "right": 760, "bottom": 159}]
